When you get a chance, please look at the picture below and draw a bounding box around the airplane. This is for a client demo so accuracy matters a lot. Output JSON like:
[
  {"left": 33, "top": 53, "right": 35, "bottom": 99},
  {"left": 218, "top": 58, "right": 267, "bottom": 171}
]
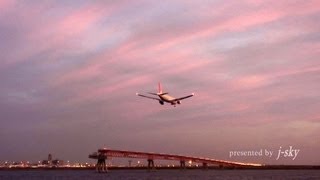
[{"left": 136, "top": 83, "right": 194, "bottom": 107}]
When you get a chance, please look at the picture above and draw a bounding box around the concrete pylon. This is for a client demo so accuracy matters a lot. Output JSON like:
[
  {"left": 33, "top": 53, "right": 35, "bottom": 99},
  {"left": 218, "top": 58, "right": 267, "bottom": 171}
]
[
  {"left": 180, "top": 160, "right": 186, "bottom": 169},
  {"left": 203, "top": 162, "right": 208, "bottom": 170},
  {"left": 96, "top": 153, "right": 107, "bottom": 173},
  {"left": 147, "top": 159, "right": 155, "bottom": 170}
]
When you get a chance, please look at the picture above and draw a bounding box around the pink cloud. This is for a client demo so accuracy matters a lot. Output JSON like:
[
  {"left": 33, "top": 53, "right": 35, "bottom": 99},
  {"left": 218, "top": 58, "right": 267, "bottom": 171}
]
[
  {"left": 0, "top": 0, "right": 13, "bottom": 10},
  {"left": 63, "top": 75, "right": 151, "bottom": 106},
  {"left": 30, "top": 4, "right": 106, "bottom": 50},
  {"left": 45, "top": 0, "right": 319, "bottom": 89},
  {"left": 55, "top": 63, "right": 103, "bottom": 85},
  {"left": 231, "top": 75, "right": 271, "bottom": 90},
  {"left": 2, "top": 1, "right": 134, "bottom": 67},
  {"left": 129, "top": 0, "right": 319, "bottom": 54}
]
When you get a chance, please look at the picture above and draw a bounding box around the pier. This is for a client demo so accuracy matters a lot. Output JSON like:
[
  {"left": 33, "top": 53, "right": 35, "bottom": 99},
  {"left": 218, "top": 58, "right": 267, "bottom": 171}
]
[{"left": 89, "top": 148, "right": 262, "bottom": 172}]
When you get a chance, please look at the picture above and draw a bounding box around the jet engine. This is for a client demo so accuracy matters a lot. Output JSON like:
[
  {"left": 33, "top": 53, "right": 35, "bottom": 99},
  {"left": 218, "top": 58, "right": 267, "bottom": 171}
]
[
  {"left": 159, "top": 100, "right": 164, "bottom": 105},
  {"left": 177, "top": 100, "right": 181, "bottom": 104}
]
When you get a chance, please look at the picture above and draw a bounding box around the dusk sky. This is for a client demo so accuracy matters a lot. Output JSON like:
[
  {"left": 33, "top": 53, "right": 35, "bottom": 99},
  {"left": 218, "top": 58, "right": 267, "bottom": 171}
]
[{"left": 1, "top": 0, "right": 320, "bottom": 165}]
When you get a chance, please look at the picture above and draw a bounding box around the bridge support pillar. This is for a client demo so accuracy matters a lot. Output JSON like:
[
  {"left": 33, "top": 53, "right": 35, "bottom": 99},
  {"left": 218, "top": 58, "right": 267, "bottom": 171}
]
[
  {"left": 96, "top": 153, "right": 107, "bottom": 173},
  {"left": 202, "top": 162, "right": 208, "bottom": 170},
  {"left": 147, "top": 159, "right": 155, "bottom": 170},
  {"left": 180, "top": 160, "right": 186, "bottom": 169}
]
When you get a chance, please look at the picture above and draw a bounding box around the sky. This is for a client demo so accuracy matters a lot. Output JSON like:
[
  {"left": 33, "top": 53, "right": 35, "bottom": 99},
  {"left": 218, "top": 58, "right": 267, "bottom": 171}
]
[{"left": 0, "top": 0, "right": 319, "bottom": 165}]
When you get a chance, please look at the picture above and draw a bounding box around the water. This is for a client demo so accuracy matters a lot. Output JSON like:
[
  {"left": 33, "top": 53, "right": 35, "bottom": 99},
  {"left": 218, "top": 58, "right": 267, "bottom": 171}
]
[{"left": 0, "top": 169, "right": 320, "bottom": 180}]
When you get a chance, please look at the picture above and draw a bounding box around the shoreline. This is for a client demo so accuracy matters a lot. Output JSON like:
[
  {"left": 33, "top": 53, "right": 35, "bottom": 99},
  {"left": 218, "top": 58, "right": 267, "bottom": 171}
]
[{"left": 1, "top": 165, "right": 319, "bottom": 171}]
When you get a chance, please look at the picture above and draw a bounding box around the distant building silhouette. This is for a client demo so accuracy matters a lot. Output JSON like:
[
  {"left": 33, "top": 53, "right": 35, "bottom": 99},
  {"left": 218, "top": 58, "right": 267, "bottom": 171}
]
[
  {"left": 41, "top": 153, "right": 64, "bottom": 167},
  {"left": 48, "top": 154, "right": 52, "bottom": 162}
]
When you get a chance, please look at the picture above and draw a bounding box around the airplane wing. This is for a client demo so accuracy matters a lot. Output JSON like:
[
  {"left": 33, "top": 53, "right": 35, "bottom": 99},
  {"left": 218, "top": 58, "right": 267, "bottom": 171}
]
[
  {"left": 174, "top": 93, "right": 195, "bottom": 101},
  {"left": 136, "top": 93, "right": 161, "bottom": 101}
]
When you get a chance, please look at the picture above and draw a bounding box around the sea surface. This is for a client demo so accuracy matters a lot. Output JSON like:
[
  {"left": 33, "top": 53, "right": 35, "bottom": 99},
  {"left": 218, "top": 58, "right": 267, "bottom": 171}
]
[{"left": 0, "top": 169, "right": 320, "bottom": 180}]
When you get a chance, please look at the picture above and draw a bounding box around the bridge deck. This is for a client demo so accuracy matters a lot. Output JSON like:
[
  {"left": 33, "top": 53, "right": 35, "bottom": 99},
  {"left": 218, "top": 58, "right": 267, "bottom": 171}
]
[{"left": 89, "top": 148, "right": 262, "bottom": 167}]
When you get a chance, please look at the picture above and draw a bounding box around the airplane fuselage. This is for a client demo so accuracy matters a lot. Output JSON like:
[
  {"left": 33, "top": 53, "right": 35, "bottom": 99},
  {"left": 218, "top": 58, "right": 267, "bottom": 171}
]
[{"left": 159, "top": 94, "right": 180, "bottom": 105}]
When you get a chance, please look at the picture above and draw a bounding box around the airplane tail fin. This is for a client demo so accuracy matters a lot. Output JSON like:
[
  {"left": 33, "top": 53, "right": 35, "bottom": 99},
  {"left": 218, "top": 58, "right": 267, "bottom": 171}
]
[{"left": 158, "top": 82, "right": 162, "bottom": 94}]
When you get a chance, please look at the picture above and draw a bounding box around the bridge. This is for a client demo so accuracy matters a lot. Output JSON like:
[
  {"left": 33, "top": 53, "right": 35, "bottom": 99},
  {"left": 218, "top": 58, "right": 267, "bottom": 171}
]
[{"left": 89, "top": 148, "right": 263, "bottom": 172}]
